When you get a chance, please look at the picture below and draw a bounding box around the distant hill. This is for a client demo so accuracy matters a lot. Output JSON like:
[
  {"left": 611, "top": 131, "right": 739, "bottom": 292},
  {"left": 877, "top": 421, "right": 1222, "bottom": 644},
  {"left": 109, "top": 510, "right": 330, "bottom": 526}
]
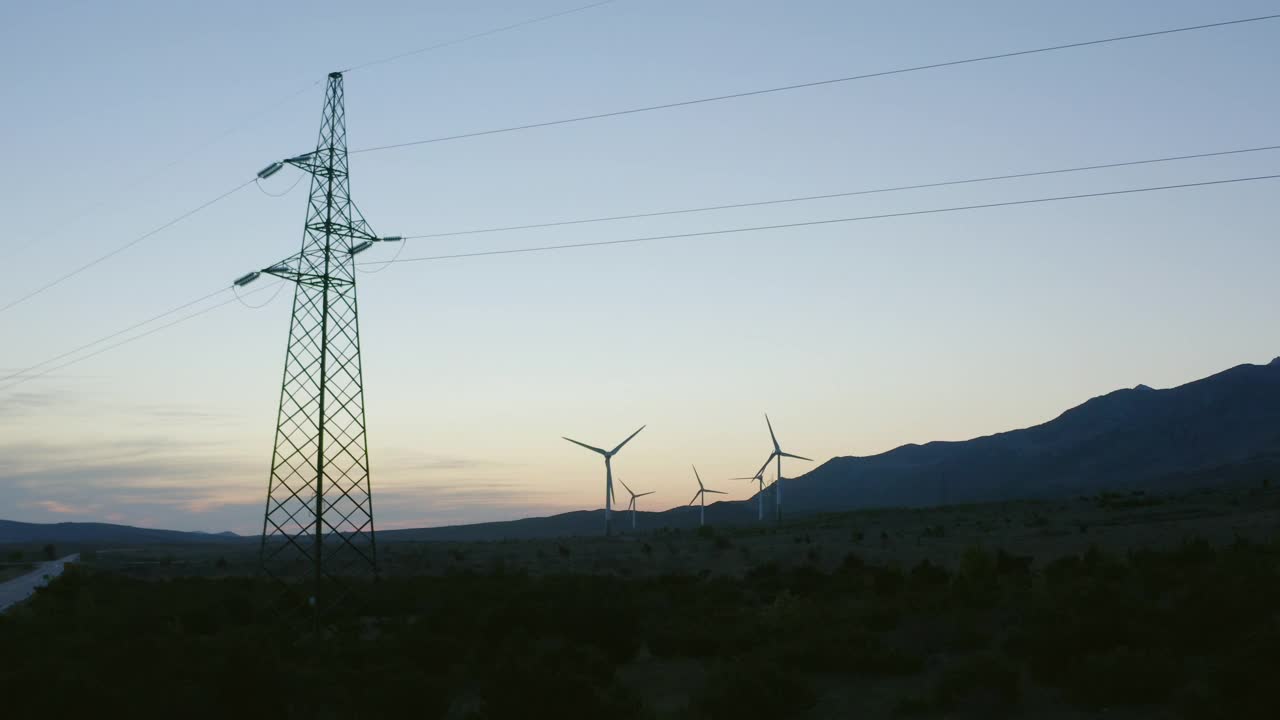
[
  {"left": 379, "top": 505, "right": 747, "bottom": 542},
  {"left": 783, "top": 358, "right": 1280, "bottom": 514},
  {"left": 393, "top": 358, "right": 1280, "bottom": 540},
  {"left": 0, "top": 520, "right": 244, "bottom": 545},
  {"left": 8, "top": 359, "right": 1280, "bottom": 544}
]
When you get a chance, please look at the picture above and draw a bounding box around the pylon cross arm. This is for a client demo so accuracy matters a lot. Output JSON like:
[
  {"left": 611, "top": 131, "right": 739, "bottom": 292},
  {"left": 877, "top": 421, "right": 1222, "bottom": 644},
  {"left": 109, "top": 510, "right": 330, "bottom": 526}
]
[
  {"left": 261, "top": 255, "right": 355, "bottom": 287},
  {"left": 283, "top": 153, "right": 329, "bottom": 176},
  {"left": 304, "top": 220, "right": 378, "bottom": 241}
]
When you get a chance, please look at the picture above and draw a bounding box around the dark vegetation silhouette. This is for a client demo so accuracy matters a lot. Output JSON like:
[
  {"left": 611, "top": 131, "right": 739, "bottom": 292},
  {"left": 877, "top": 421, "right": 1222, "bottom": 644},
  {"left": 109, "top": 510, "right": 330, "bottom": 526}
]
[{"left": 2, "top": 536, "right": 1278, "bottom": 717}]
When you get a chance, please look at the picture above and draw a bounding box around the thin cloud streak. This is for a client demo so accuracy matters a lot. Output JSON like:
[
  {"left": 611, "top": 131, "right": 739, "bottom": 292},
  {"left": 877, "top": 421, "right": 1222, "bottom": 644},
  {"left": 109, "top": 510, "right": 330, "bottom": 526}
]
[
  {"left": 0, "top": 435, "right": 567, "bottom": 533},
  {"left": 25, "top": 499, "right": 97, "bottom": 515}
]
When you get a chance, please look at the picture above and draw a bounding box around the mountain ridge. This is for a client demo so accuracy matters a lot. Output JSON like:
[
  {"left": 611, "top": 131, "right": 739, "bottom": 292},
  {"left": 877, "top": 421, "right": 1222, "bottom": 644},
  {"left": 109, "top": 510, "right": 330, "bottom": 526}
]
[
  {"left": 785, "top": 359, "right": 1280, "bottom": 513},
  {"left": 6, "top": 358, "right": 1279, "bottom": 544},
  {"left": 0, "top": 519, "right": 246, "bottom": 545}
]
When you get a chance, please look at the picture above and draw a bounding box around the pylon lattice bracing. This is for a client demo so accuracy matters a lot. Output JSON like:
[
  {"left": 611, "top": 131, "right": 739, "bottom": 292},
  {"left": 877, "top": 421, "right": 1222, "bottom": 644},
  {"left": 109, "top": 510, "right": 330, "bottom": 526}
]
[{"left": 259, "top": 72, "right": 379, "bottom": 614}]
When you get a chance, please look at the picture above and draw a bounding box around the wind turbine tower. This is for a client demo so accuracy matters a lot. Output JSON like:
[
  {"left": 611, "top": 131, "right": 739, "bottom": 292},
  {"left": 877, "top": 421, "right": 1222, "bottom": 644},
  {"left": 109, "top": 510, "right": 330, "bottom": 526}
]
[
  {"left": 688, "top": 465, "right": 726, "bottom": 527},
  {"left": 756, "top": 415, "right": 812, "bottom": 524},
  {"left": 734, "top": 465, "right": 769, "bottom": 522},
  {"left": 563, "top": 426, "right": 646, "bottom": 536},
  {"left": 619, "top": 479, "right": 655, "bottom": 530}
]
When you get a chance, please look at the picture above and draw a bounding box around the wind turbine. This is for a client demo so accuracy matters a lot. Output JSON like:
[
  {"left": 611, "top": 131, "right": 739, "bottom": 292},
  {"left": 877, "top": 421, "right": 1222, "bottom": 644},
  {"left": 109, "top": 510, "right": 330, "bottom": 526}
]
[
  {"left": 618, "top": 479, "right": 655, "bottom": 530},
  {"left": 688, "top": 465, "right": 726, "bottom": 527},
  {"left": 733, "top": 464, "right": 769, "bottom": 522},
  {"left": 563, "top": 425, "right": 645, "bottom": 536},
  {"left": 756, "top": 414, "right": 812, "bottom": 524}
]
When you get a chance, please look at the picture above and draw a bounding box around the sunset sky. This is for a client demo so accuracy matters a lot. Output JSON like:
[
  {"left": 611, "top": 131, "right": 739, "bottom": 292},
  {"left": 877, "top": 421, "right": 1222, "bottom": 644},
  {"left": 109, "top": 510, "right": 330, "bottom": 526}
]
[{"left": 2, "top": 0, "right": 1278, "bottom": 533}]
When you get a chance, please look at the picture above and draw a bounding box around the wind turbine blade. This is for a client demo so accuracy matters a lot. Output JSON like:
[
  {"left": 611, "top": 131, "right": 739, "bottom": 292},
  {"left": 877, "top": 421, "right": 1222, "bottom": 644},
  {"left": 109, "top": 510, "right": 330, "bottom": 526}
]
[
  {"left": 610, "top": 424, "right": 646, "bottom": 455},
  {"left": 636, "top": 491, "right": 655, "bottom": 497},
  {"left": 705, "top": 489, "right": 727, "bottom": 495},
  {"left": 689, "top": 491, "right": 701, "bottom": 506},
  {"left": 619, "top": 478, "right": 634, "bottom": 497},
  {"left": 780, "top": 452, "right": 813, "bottom": 462},
  {"left": 562, "top": 436, "right": 607, "bottom": 455},
  {"left": 692, "top": 465, "right": 703, "bottom": 490},
  {"left": 765, "top": 414, "right": 780, "bottom": 451},
  {"left": 756, "top": 454, "right": 776, "bottom": 479}
]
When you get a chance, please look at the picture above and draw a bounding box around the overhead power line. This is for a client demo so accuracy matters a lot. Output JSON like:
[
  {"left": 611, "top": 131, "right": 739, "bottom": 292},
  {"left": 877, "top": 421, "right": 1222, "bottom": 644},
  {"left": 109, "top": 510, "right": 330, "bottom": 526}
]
[
  {"left": 363, "top": 173, "right": 1280, "bottom": 265},
  {"left": 0, "top": 179, "right": 254, "bottom": 315},
  {"left": 0, "top": 286, "right": 233, "bottom": 388},
  {"left": 0, "top": 281, "right": 282, "bottom": 395},
  {"left": 9, "top": 3, "right": 625, "bottom": 318},
  {"left": 7, "top": 173, "right": 1277, "bottom": 396},
  {"left": 30, "top": 81, "right": 324, "bottom": 268},
  {"left": 351, "top": 13, "right": 1280, "bottom": 154},
  {"left": 342, "top": 0, "right": 625, "bottom": 72},
  {"left": 403, "top": 143, "right": 1280, "bottom": 240},
  {"left": 126, "top": 1, "right": 627, "bottom": 180},
  {"left": 86, "top": 1, "right": 626, "bottom": 189}
]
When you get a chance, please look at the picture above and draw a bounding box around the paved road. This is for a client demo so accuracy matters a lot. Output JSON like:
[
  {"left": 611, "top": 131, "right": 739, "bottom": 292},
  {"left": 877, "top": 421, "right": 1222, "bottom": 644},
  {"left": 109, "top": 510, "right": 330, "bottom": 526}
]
[{"left": 0, "top": 554, "right": 78, "bottom": 613}]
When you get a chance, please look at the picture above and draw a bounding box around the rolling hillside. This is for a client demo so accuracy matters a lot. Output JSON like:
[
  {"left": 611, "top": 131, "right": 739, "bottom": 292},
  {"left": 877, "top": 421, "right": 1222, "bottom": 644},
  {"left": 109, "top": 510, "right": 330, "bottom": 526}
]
[
  {"left": 0, "top": 520, "right": 243, "bottom": 545},
  {"left": 783, "top": 358, "right": 1280, "bottom": 513},
  {"left": 8, "top": 359, "right": 1280, "bottom": 543},
  {"left": 397, "top": 358, "right": 1280, "bottom": 539}
]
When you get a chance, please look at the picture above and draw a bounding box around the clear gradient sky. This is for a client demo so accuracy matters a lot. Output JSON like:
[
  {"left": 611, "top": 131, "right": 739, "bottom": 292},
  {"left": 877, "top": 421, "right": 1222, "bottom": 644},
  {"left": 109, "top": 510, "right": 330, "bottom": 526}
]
[{"left": 1, "top": 1, "right": 1278, "bottom": 533}]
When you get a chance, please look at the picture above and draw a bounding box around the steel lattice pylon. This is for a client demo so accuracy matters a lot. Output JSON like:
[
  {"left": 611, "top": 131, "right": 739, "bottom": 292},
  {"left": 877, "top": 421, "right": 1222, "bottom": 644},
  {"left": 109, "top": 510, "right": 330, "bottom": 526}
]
[{"left": 250, "top": 71, "right": 388, "bottom": 616}]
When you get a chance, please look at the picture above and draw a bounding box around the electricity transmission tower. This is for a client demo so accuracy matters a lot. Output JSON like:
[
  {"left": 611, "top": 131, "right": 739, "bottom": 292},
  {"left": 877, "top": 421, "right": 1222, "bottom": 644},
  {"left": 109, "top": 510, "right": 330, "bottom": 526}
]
[{"left": 234, "top": 71, "right": 399, "bottom": 618}]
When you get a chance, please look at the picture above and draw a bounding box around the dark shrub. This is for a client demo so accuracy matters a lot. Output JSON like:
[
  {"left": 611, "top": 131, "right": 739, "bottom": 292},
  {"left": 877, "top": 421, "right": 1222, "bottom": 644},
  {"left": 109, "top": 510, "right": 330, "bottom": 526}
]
[
  {"left": 839, "top": 552, "right": 865, "bottom": 572},
  {"left": 691, "top": 656, "right": 814, "bottom": 720},
  {"left": 475, "top": 642, "right": 637, "bottom": 720},
  {"left": 994, "top": 549, "right": 1032, "bottom": 577},
  {"left": 1063, "top": 646, "right": 1183, "bottom": 708},
  {"left": 870, "top": 566, "right": 904, "bottom": 597},
  {"left": 909, "top": 559, "right": 951, "bottom": 587},
  {"left": 931, "top": 652, "right": 1020, "bottom": 714}
]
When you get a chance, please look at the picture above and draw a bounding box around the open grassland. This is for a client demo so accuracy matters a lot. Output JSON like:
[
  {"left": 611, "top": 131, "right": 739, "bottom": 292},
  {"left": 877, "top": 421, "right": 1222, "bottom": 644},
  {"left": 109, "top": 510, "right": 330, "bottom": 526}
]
[
  {"left": 3, "top": 532, "right": 1278, "bottom": 718},
  {"left": 80, "top": 479, "right": 1280, "bottom": 582},
  {"left": 2, "top": 481, "right": 1279, "bottom": 718}
]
